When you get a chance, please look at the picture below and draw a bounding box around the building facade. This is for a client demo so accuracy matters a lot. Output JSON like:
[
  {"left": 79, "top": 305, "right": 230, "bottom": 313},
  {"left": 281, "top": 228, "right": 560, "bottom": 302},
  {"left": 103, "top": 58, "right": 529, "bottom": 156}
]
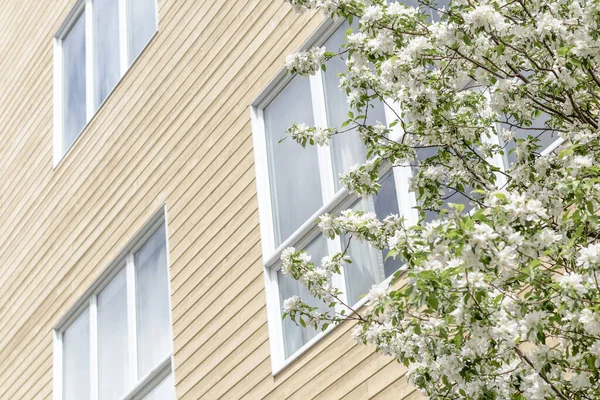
[{"left": 0, "top": 0, "right": 418, "bottom": 398}]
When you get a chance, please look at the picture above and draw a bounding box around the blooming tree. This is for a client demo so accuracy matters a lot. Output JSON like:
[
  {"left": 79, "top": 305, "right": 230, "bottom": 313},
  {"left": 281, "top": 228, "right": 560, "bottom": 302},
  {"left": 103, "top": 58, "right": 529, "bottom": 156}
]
[{"left": 279, "top": 0, "right": 600, "bottom": 398}]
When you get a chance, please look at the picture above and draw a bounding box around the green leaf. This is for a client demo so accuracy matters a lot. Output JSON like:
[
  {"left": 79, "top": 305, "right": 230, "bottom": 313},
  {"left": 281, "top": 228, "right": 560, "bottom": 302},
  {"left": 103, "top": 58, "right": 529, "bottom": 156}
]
[{"left": 426, "top": 293, "right": 439, "bottom": 310}]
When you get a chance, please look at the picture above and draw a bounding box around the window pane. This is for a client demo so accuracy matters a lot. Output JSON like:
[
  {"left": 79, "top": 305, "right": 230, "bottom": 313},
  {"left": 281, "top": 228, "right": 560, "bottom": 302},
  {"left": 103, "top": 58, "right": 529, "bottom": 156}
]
[
  {"left": 128, "top": 0, "right": 157, "bottom": 63},
  {"left": 415, "top": 147, "right": 472, "bottom": 221},
  {"left": 98, "top": 269, "right": 129, "bottom": 400},
  {"left": 63, "top": 11, "right": 87, "bottom": 152},
  {"left": 343, "top": 171, "right": 402, "bottom": 304},
  {"left": 135, "top": 224, "right": 171, "bottom": 378},
  {"left": 279, "top": 235, "right": 329, "bottom": 358},
  {"left": 63, "top": 308, "right": 90, "bottom": 400},
  {"left": 94, "top": 0, "right": 121, "bottom": 108},
  {"left": 143, "top": 373, "right": 175, "bottom": 400},
  {"left": 265, "top": 76, "right": 323, "bottom": 245},
  {"left": 323, "top": 22, "right": 387, "bottom": 190},
  {"left": 393, "top": 0, "right": 448, "bottom": 22},
  {"left": 503, "top": 113, "right": 557, "bottom": 167}
]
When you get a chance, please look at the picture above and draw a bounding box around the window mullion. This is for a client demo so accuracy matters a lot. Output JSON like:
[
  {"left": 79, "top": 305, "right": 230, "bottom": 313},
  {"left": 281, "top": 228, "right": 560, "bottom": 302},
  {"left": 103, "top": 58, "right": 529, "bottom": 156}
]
[
  {"left": 126, "top": 254, "right": 138, "bottom": 387},
  {"left": 251, "top": 107, "right": 277, "bottom": 258},
  {"left": 309, "top": 72, "right": 349, "bottom": 305},
  {"left": 383, "top": 100, "right": 419, "bottom": 227},
  {"left": 118, "top": 0, "right": 129, "bottom": 75},
  {"left": 85, "top": 0, "right": 94, "bottom": 120},
  {"left": 309, "top": 73, "right": 336, "bottom": 203},
  {"left": 53, "top": 38, "right": 64, "bottom": 167},
  {"left": 52, "top": 331, "right": 63, "bottom": 400},
  {"left": 482, "top": 90, "right": 509, "bottom": 187},
  {"left": 89, "top": 296, "right": 99, "bottom": 400},
  {"left": 265, "top": 267, "right": 286, "bottom": 371},
  {"left": 364, "top": 196, "right": 387, "bottom": 283}
]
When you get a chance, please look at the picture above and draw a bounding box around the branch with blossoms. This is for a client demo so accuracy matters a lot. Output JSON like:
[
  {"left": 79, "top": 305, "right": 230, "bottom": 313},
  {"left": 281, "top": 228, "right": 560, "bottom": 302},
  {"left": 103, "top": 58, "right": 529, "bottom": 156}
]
[{"left": 276, "top": 0, "right": 600, "bottom": 398}]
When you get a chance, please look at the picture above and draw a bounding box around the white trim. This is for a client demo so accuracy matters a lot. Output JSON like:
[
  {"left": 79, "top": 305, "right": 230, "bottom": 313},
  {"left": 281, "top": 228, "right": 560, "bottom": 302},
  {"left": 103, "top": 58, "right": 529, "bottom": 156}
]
[
  {"left": 85, "top": 0, "right": 94, "bottom": 119},
  {"left": 53, "top": 0, "right": 159, "bottom": 166},
  {"left": 53, "top": 36, "right": 64, "bottom": 168},
  {"left": 122, "top": 356, "right": 172, "bottom": 400},
  {"left": 90, "top": 296, "right": 99, "bottom": 400},
  {"left": 251, "top": 20, "right": 408, "bottom": 374},
  {"left": 52, "top": 330, "right": 63, "bottom": 400},
  {"left": 383, "top": 101, "right": 420, "bottom": 226},
  {"left": 250, "top": 106, "right": 276, "bottom": 257},
  {"left": 161, "top": 205, "right": 176, "bottom": 392},
  {"left": 118, "top": 0, "right": 129, "bottom": 75},
  {"left": 126, "top": 253, "right": 138, "bottom": 385},
  {"left": 541, "top": 137, "right": 564, "bottom": 156},
  {"left": 53, "top": 206, "right": 172, "bottom": 399},
  {"left": 264, "top": 266, "right": 285, "bottom": 371},
  {"left": 310, "top": 72, "right": 336, "bottom": 205},
  {"left": 55, "top": 0, "right": 86, "bottom": 38}
]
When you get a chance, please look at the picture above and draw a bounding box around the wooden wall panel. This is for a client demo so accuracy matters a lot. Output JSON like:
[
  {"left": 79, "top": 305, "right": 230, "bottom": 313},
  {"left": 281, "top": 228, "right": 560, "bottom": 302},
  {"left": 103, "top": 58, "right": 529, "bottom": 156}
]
[{"left": 0, "top": 0, "right": 420, "bottom": 398}]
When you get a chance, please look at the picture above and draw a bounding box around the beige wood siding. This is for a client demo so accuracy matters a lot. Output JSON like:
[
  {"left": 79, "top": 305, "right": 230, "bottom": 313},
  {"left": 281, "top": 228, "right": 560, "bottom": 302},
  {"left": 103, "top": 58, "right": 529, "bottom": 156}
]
[{"left": 0, "top": 0, "right": 418, "bottom": 398}]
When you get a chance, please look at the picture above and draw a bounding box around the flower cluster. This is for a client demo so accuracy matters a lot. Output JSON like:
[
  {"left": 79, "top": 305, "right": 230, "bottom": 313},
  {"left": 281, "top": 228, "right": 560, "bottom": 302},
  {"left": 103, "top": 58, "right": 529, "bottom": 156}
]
[
  {"left": 286, "top": 123, "right": 336, "bottom": 146},
  {"left": 278, "top": 0, "right": 600, "bottom": 397},
  {"left": 285, "top": 46, "right": 327, "bottom": 76}
]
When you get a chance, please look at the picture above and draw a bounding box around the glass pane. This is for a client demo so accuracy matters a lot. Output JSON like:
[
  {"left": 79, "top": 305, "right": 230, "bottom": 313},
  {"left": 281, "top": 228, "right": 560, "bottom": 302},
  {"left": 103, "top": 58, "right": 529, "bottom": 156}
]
[
  {"left": 503, "top": 113, "right": 557, "bottom": 167},
  {"left": 94, "top": 0, "right": 121, "bottom": 108},
  {"left": 323, "top": 22, "right": 387, "bottom": 190},
  {"left": 143, "top": 373, "right": 175, "bottom": 400},
  {"left": 265, "top": 76, "right": 322, "bottom": 245},
  {"left": 393, "top": 0, "right": 448, "bottom": 22},
  {"left": 135, "top": 223, "right": 172, "bottom": 378},
  {"left": 63, "top": 11, "right": 87, "bottom": 152},
  {"left": 415, "top": 147, "right": 472, "bottom": 221},
  {"left": 279, "top": 235, "right": 330, "bottom": 358},
  {"left": 343, "top": 171, "right": 402, "bottom": 304},
  {"left": 128, "top": 0, "right": 157, "bottom": 63},
  {"left": 374, "top": 171, "right": 403, "bottom": 278},
  {"left": 98, "top": 269, "right": 129, "bottom": 400},
  {"left": 63, "top": 308, "right": 90, "bottom": 400}
]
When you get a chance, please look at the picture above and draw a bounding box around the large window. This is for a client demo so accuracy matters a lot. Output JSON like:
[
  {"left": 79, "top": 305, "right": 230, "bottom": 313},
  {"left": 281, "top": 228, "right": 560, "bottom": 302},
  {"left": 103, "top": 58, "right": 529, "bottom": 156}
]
[
  {"left": 251, "top": 20, "right": 417, "bottom": 373},
  {"left": 53, "top": 0, "right": 157, "bottom": 165},
  {"left": 53, "top": 215, "right": 174, "bottom": 400}
]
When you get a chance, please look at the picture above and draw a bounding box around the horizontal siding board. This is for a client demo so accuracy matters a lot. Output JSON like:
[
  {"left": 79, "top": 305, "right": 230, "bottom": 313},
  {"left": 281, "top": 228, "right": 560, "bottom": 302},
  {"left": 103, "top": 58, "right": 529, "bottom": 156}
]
[
  {"left": 0, "top": 0, "right": 417, "bottom": 398},
  {"left": 0, "top": 0, "right": 278, "bottom": 352}
]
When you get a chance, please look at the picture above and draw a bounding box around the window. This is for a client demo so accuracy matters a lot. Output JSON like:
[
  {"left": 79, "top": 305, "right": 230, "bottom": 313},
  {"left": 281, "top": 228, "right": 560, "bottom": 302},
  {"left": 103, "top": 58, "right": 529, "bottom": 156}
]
[
  {"left": 500, "top": 112, "right": 561, "bottom": 167},
  {"left": 253, "top": 7, "right": 564, "bottom": 376},
  {"left": 53, "top": 0, "right": 158, "bottom": 165},
  {"left": 53, "top": 214, "right": 174, "bottom": 400},
  {"left": 251, "top": 20, "right": 419, "bottom": 373}
]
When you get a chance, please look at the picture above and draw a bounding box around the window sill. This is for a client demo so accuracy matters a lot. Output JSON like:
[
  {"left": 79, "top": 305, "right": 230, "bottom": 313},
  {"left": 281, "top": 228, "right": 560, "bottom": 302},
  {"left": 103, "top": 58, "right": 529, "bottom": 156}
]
[
  {"left": 121, "top": 355, "right": 172, "bottom": 400},
  {"left": 271, "top": 268, "right": 401, "bottom": 376}
]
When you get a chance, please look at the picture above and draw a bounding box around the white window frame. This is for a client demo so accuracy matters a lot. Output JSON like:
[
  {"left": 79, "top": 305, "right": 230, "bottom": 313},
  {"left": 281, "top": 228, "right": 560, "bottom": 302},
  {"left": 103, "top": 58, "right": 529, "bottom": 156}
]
[
  {"left": 52, "top": 206, "right": 174, "bottom": 400},
  {"left": 251, "top": 18, "right": 420, "bottom": 375},
  {"left": 252, "top": 18, "right": 566, "bottom": 376},
  {"left": 53, "top": 0, "right": 158, "bottom": 167}
]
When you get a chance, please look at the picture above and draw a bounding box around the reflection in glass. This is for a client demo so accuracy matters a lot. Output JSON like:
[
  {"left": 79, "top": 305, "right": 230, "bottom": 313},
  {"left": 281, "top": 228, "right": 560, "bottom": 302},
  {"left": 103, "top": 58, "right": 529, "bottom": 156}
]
[
  {"left": 135, "top": 224, "right": 171, "bottom": 378},
  {"left": 63, "top": 12, "right": 87, "bottom": 152},
  {"left": 63, "top": 308, "right": 90, "bottom": 400},
  {"left": 94, "top": 0, "right": 121, "bottom": 108},
  {"left": 343, "top": 171, "right": 402, "bottom": 304},
  {"left": 265, "top": 76, "right": 323, "bottom": 245},
  {"left": 503, "top": 113, "right": 556, "bottom": 167},
  {"left": 279, "top": 235, "right": 330, "bottom": 358},
  {"left": 323, "top": 21, "right": 387, "bottom": 190},
  {"left": 98, "top": 269, "right": 129, "bottom": 400},
  {"left": 128, "top": 0, "right": 157, "bottom": 63}
]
